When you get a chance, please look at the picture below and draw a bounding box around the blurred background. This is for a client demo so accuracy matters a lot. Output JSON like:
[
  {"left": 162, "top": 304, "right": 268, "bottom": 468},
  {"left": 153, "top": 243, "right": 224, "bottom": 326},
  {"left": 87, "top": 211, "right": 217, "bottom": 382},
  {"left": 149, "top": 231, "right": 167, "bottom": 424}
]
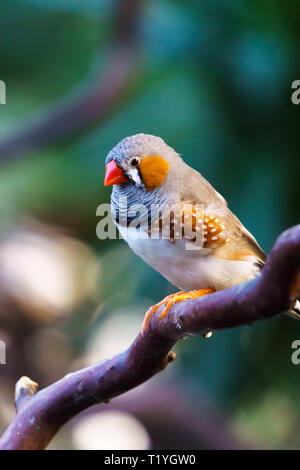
[{"left": 0, "top": 0, "right": 300, "bottom": 450}]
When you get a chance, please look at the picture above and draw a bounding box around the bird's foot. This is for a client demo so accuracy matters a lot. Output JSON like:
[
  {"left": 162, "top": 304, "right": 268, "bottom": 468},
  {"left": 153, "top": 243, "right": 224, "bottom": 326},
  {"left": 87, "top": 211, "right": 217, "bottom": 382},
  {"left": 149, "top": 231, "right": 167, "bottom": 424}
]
[{"left": 142, "top": 288, "right": 215, "bottom": 331}]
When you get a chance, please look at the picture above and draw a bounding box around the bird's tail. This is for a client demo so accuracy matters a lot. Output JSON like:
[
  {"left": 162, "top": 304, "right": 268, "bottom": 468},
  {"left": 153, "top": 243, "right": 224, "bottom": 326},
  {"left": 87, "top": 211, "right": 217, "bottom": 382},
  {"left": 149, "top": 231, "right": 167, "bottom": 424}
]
[{"left": 286, "top": 300, "right": 300, "bottom": 321}]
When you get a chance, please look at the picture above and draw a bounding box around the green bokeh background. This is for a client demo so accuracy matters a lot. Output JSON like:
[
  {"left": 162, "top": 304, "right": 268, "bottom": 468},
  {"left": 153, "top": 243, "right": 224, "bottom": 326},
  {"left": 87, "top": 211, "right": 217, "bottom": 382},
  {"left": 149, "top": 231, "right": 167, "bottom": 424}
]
[{"left": 0, "top": 0, "right": 300, "bottom": 449}]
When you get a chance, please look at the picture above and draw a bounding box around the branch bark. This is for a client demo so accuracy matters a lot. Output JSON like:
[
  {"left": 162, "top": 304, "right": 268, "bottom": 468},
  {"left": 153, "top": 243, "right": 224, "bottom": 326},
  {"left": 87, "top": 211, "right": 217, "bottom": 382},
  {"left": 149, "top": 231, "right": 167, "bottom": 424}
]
[
  {"left": 15, "top": 377, "right": 39, "bottom": 413},
  {"left": 0, "top": 0, "right": 141, "bottom": 165},
  {"left": 0, "top": 224, "right": 299, "bottom": 450}
]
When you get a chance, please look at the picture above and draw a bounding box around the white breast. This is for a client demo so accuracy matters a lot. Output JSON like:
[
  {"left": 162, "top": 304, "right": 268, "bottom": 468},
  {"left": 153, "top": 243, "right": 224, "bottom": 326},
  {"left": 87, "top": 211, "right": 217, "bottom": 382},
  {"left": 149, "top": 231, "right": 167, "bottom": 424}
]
[{"left": 118, "top": 225, "right": 260, "bottom": 292}]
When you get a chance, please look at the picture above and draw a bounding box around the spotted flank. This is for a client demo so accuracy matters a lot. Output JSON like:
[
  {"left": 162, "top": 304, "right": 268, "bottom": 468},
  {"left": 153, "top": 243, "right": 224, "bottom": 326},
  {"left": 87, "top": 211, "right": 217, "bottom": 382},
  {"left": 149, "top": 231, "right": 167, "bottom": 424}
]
[
  {"left": 200, "top": 214, "right": 229, "bottom": 248},
  {"left": 147, "top": 204, "right": 229, "bottom": 248}
]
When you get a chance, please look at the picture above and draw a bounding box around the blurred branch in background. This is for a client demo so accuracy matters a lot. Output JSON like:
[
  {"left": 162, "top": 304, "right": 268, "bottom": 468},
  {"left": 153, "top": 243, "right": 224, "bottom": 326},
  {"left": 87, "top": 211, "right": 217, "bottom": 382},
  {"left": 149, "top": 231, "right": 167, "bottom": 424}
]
[
  {"left": 79, "top": 384, "right": 250, "bottom": 450},
  {"left": 0, "top": 224, "right": 299, "bottom": 450},
  {"left": 0, "top": 0, "right": 141, "bottom": 165}
]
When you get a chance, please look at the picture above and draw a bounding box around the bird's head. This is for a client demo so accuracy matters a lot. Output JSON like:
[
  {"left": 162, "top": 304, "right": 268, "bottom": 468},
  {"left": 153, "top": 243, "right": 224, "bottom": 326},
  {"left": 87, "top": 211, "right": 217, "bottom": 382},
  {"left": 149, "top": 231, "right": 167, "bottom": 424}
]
[{"left": 104, "top": 134, "right": 182, "bottom": 194}]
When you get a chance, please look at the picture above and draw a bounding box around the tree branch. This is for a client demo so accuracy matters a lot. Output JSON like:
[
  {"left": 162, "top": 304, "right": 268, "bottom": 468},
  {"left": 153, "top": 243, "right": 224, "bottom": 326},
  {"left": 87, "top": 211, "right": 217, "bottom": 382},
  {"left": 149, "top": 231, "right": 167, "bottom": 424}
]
[
  {"left": 0, "top": 0, "right": 141, "bottom": 165},
  {"left": 15, "top": 377, "right": 38, "bottom": 413},
  {"left": 0, "top": 225, "right": 299, "bottom": 450}
]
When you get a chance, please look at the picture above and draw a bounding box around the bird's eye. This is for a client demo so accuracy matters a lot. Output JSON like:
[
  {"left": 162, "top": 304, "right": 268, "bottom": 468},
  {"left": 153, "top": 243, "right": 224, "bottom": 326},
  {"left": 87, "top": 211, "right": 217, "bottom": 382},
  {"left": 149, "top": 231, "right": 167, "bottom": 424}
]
[{"left": 130, "top": 157, "right": 140, "bottom": 167}]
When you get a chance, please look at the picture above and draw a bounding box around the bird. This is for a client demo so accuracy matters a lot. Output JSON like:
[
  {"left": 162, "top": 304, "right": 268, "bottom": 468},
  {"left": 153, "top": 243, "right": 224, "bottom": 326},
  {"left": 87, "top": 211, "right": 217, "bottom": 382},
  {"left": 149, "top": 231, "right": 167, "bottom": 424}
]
[{"left": 104, "top": 133, "right": 300, "bottom": 331}]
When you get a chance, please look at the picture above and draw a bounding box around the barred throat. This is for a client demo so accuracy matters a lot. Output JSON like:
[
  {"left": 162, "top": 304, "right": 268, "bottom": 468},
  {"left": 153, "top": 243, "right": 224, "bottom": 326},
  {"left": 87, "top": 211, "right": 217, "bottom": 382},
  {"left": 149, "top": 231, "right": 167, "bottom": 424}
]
[{"left": 111, "top": 184, "right": 172, "bottom": 229}]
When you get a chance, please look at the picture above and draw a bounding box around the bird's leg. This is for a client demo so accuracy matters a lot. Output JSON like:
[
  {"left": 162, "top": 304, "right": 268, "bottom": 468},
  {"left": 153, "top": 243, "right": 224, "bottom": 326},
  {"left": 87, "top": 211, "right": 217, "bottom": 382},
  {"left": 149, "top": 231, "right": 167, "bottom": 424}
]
[
  {"left": 142, "top": 293, "right": 184, "bottom": 331},
  {"left": 142, "top": 288, "right": 215, "bottom": 331}
]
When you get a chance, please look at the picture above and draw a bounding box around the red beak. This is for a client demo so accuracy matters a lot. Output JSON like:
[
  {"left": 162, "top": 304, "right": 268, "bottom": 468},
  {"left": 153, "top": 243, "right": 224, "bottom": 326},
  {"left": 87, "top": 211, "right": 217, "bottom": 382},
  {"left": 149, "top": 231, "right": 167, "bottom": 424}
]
[{"left": 104, "top": 160, "right": 128, "bottom": 186}]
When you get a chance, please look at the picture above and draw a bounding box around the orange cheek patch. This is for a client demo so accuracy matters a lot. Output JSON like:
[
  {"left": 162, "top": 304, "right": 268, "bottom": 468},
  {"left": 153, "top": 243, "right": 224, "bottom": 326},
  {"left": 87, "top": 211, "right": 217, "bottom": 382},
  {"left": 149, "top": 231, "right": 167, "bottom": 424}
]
[{"left": 139, "top": 155, "right": 170, "bottom": 190}]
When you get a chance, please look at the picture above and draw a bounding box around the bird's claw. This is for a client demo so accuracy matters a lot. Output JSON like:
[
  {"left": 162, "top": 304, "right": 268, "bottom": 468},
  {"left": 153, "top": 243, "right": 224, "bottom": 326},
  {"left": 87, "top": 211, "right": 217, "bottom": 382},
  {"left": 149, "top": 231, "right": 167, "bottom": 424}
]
[{"left": 142, "top": 288, "right": 215, "bottom": 332}]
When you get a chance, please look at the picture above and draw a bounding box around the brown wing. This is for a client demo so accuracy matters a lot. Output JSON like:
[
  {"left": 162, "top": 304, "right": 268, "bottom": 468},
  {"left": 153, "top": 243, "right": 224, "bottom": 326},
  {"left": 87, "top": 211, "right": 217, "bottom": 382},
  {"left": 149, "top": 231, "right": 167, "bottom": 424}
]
[
  {"left": 212, "top": 207, "right": 267, "bottom": 264},
  {"left": 156, "top": 199, "right": 266, "bottom": 264}
]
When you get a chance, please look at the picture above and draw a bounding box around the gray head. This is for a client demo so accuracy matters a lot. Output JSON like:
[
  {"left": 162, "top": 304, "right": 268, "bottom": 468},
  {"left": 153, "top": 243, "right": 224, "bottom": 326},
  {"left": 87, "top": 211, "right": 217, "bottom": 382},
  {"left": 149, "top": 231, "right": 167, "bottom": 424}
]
[
  {"left": 105, "top": 134, "right": 183, "bottom": 191},
  {"left": 104, "top": 133, "right": 186, "bottom": 223}
]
